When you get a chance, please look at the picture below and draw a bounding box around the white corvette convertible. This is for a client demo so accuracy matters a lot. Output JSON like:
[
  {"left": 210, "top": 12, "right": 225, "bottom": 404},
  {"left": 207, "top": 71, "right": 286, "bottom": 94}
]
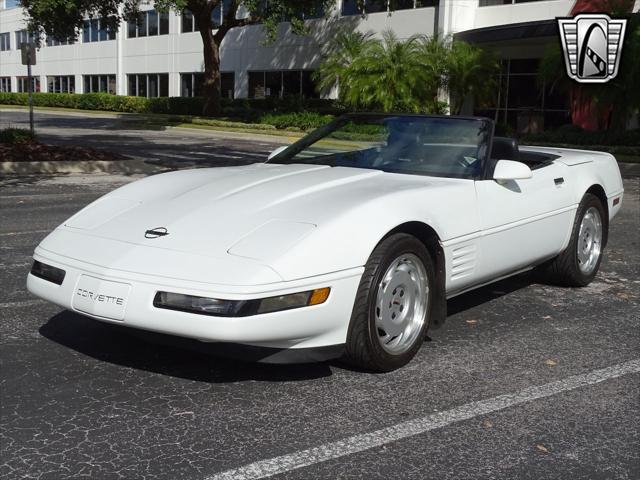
[{"left": 28, "top": 114, "right": 623, "bottom": 371}]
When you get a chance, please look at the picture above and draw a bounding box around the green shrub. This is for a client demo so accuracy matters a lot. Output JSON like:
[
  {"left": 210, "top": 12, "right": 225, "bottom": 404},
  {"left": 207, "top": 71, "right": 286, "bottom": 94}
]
[
  {"left": 0, "top": 127, "right": 35, "bottom": 144},
  {"left": 189, "top": 117, "right": 277, "bottom": 131},
  {"left": 258, "top": 112, "right": 334, "bottom": 130},
  {"left": 521, "top": 128, "right": 640, "bottom": 147},
  {"left": 0, "top": 92, "right": 343, "bottom": 120}
]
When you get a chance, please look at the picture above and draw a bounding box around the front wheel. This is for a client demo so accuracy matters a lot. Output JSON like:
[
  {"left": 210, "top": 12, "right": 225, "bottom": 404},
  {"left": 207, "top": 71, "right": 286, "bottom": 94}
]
[
  {"left": 540, "top": 193, "right": 607, "bottom": 287},
  {"left": 344, "top": 233, "right": 434, "bottom": 372}
]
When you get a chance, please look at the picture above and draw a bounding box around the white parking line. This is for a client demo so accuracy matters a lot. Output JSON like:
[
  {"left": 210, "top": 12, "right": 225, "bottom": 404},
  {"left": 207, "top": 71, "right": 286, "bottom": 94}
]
[
  {"left": 0, "top": 192, "right": 98, "bottom": 201},
  {"left": 0, "top": 299, "right": 47, "bottom": 309},
  {"left": 0, "top": 262, "right": 31, "bottom": 269},
  {"left": 0, "top": 229, "right": 50, "bottom": 237},
  {"left": 207, "top": 359, "right": 640, "bottom": 480}
]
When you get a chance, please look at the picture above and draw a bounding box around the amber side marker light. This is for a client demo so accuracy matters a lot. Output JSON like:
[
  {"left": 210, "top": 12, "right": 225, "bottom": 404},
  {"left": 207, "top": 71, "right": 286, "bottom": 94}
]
[{"left": 309, "top": 287, "right": 331, "bottom": 306}]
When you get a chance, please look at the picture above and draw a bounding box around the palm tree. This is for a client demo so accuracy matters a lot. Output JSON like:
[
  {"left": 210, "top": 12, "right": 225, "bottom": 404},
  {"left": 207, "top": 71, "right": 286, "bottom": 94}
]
[
  {"left": 446, "top": 40, "right": 499, "bottom": 115},
  {"left": 316, "top": 30, "right": 499, "bottom": 114},
  {"left": 343, "top": 30, "right": 427, "bottom": 112},
  {"left": 314, "top": 31, "right": 375, "bottom": 101},
  {"left": 415, "top": 35, "right": 450, "bottom": 113}
]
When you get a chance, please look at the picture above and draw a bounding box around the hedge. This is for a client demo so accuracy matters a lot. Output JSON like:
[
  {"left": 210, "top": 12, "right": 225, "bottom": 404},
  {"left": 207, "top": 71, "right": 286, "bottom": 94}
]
[
  {"left": 0, "top": 92, "right": 343, "bottom": 119},
  {"left": 520, "top": 124, "right": 640, "bottom": 147},
  {"left": 258, "top": 112, "right": 334, "bottom": 130}
]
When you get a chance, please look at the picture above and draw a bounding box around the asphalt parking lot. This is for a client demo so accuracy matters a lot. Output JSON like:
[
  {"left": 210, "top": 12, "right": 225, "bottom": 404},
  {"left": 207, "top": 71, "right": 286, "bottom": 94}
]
[{"left": 1, "top": 168, "right": 639, "bottom": 479}]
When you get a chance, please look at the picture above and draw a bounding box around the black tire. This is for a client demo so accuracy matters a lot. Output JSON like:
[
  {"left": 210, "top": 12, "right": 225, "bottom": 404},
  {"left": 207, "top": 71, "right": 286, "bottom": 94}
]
[
  {"left": 343, "top": 233, "right": 435, "bottom": 372},
  {"left": 540, "top": 193, "right": 607, "bottom": 287}
]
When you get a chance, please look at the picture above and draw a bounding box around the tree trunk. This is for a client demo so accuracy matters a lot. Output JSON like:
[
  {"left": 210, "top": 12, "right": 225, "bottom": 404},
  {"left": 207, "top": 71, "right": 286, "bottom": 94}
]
[{"left": 196, "top": 11, "right": 223, "bottom": 117}]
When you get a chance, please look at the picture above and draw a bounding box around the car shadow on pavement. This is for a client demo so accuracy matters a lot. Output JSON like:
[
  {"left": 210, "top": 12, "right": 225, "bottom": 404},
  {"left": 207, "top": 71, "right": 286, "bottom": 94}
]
[
  {"left": 39, "top": 310, "right": 333, "bottom": 383},
  {"left": 38, "top": 272, "right": 545, "bottom": 382},
  {"left": 446, "top": 272, "right": 536, "bottom": 316}
]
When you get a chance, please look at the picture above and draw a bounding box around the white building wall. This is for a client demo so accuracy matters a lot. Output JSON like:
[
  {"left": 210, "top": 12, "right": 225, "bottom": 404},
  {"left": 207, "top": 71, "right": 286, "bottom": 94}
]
[
  {"left": 1, "top": 1, "right": 437, "bottom": 98},
  {"left": 472, "top": 0, "right": 575, "bottom": 30}
]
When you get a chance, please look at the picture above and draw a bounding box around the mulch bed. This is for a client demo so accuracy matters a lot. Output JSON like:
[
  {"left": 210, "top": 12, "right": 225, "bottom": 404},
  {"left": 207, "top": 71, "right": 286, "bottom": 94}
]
[{"left": 0, "top": 141, "right": 125, "bottom": 162}]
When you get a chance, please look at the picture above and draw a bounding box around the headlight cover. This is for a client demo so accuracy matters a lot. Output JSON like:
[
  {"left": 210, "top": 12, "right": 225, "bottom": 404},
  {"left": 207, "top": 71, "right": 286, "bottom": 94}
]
[{"left": 153, "top": 287, "right": 330, "bottom": 317}]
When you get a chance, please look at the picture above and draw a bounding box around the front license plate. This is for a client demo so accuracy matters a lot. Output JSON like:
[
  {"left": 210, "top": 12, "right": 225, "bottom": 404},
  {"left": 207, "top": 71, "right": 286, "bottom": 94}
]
[{"left": 72, "top": 275, "right": 131, "bottom": 321}]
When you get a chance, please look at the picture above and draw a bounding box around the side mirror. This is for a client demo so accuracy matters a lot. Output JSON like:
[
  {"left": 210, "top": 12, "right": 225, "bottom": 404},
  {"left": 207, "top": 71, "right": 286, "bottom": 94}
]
[
  {"left": 493, "top": 159, "right": 532, "bottom": 182},
  {"left": 268, "top": 145, "right": 288, "bottom": 160}
]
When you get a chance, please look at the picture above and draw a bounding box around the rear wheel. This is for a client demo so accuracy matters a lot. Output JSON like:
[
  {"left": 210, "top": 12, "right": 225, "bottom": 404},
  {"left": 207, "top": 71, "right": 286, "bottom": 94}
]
[
  {"left": 344, "top": 233, "right": 434, "bottom": 372},
  {"left": 541, "top": 193, "right": 607, "bottom": 287}
]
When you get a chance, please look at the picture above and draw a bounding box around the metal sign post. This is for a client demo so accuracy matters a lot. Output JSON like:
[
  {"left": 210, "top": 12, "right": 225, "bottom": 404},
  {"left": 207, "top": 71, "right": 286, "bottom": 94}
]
[{"left": 21, "top": 43, "right": 36, "bottom": 136}]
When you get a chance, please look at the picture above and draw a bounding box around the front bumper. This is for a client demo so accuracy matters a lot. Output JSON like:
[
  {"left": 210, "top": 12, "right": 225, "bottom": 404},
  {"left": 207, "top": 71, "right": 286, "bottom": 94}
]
[{"left": 27, "top": 249, "right": 363, "bottom": 350}]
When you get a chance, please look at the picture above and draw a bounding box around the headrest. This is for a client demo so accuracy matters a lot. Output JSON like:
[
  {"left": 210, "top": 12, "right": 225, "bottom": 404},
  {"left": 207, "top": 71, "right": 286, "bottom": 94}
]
[{"left": 491, "top": 137, "right": 520, "bottom": 161}]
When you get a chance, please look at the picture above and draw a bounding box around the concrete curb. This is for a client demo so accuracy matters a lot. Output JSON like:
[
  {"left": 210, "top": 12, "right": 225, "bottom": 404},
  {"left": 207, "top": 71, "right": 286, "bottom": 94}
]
[{"left": 0, "top": 158, "right": 165, "bottom": 176}]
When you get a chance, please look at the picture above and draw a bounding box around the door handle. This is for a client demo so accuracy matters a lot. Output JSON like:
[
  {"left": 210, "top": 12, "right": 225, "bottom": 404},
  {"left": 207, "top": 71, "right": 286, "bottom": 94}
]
[{"left": 554, "top": 177, "right": 564, "bottom": 186}]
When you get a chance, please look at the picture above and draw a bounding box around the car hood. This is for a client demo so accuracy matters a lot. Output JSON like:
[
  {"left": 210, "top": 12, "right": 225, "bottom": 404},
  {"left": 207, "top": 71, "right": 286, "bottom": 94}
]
[
  {"left": 58, "top": 163, "right": 381, "bottom": 253},
  {"left": 41, "top": 163, "right": 467, "bottom": 281}
]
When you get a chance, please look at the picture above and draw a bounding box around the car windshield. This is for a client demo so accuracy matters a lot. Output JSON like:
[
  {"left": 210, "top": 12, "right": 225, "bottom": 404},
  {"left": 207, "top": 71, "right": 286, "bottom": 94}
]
[{"left": 268, "top": 115, "right": 493, "bottom": 179}]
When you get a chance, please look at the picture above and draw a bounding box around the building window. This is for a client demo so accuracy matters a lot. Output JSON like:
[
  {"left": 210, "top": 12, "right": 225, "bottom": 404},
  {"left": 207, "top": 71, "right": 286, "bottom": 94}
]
[
  {"left": 181, "top": 10, "right": 195, "bottom": 33},
  {"left": 341, "top": 0, "right": 362, "bottom": 15},
  {"left": 365, "top": 0, "right": 387, "bottom": 13},
  {"left": 248, "top": 70, "right": 318, "bottom": 99},
  {"left": 415, "top": 0, "right": 437, "bottom": 7},
  {"left": 0, "top": 77, "right": 11, "bottom": 92},
  {"left": 47, "top": 75, "right": 75, "bottom": 93},
  {"left": 5, "top": 0, "right": 21, "bottom": 9},
  {"left": 82, "top": 18, "right": 116, "bottom": 43},
  {"left": 476, "top": 58, "right": 570, "bottom": 132},
  {"left": 15, "top": 30, "right": 36, "bottom": 49},
  {"left": 479, "top": 0, "right": 546, "bottom": 5},
  {"left": 181, "top": 72, "right": 234, "bottom": 98},
  {"left": 127, "top": 74, "right": 169, "bottom": 97},
  {"left": 83, "top": 74, "right": 117, "bottom": 94},
  {"left": 16, "top": 76, "right": 40, "bottom": 93},
  {"left": 46, "top": 36, "right": 74, "bottom": 47},
  {"left": 343, "top": 0, "right": 436, "bottom": 14},
  {"left": 0, "top": 32, "right": 11, "bottom": 51},
  {"left": 181, "top": 2, "right": 233, "bottom": 33},
  {"left": 128, "top": 10, "right": 169, "bottom": 38}
]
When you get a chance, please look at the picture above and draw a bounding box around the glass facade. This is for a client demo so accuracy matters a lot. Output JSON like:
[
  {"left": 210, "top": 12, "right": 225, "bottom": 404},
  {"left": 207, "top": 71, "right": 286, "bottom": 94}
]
[
  {"left": 128, "top": 10, "right": 169, "bottom": 38},
  {"left": 479, "top": 0, "right": 553, "bottom": 5},
  {"left": 16, "top": 76, "right": 40, "bottom": 93},
  {"left": 476, "top": 58, "right": 570, "bottom": 132},
  {"left": 82, "top": 18, "right": 116, "bottom": 43},
  {"left": 343, "top": 0, "right": 436, "bottom": 15},
  {"left": 0, "top": 32, "right": 10, "bottom": 51},
  {"left": 47, "top": 75, "right": 75, "bottom": 93},
  {"left": 46, "top": 35, "right": 74, "bottom": 46},
  {"left": 181, "top": 2, "right": 233, "bottom": 33},
  {"left": 181, "top": 72, "right": 235, "bottom": 98},
  {"left": 248, "top": 70, "right": 318, "bottom": 99},
  {"left": 15, "top": 29, "right": 35, "bottom": 48},
  {"left": 0, "top": 77, "right": 10, "bottom": 92},
  {"left": 83, "top": 75, "right": 116, "bottom": 94},
  {"left": 128, "top": 74, "right": 169, "bottom": 97}
]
